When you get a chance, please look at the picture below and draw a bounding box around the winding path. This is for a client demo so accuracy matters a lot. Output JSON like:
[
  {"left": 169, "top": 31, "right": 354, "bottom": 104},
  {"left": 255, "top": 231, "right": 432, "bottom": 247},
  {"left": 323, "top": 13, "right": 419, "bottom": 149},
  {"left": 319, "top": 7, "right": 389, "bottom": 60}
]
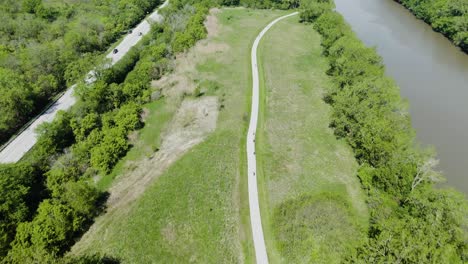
[
  {"left": 0, "top": 0, "right": 169, "bottom": 163},
  {"left": 247, "top": 12, "right": 298, "bottom": 264}
]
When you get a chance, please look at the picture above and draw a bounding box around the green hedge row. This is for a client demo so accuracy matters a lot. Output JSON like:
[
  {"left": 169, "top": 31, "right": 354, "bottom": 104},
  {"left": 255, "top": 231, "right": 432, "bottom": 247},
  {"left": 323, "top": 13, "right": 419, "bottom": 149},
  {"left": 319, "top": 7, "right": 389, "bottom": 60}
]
[{"left": 302, "top": 2, "right": 468, "bottom": 262}]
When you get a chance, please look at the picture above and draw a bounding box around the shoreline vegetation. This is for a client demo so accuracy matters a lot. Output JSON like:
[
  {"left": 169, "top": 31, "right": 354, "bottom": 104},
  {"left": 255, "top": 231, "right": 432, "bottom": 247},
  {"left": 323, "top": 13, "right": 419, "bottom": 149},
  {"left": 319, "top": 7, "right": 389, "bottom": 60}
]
[
  {"left": 301, "top": 0, "right": 467, "bottom": 261},
  {"left": 395, "top": 0, "right": 467, "bottom": 53}
]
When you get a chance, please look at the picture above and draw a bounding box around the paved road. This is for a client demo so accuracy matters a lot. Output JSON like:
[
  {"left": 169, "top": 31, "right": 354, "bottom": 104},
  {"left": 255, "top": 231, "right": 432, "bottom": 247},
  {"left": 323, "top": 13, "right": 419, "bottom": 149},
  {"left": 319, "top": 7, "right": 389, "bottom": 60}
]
[
  {"left": 247, "top": 12, "right": 298, "bottom": 264},
  {"left": 0, "top": 0, "right": 169, "bottom": 163}
]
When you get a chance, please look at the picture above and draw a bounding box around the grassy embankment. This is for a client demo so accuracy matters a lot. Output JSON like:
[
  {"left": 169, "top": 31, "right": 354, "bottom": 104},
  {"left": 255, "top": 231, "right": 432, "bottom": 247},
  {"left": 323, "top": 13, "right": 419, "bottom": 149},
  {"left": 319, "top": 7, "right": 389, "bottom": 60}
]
[
  {"left": 255, "top": 16, "right": 368, "bottom": 263},
  {"left": 71, "top": 9, "right": 288, "bottom": 263}
]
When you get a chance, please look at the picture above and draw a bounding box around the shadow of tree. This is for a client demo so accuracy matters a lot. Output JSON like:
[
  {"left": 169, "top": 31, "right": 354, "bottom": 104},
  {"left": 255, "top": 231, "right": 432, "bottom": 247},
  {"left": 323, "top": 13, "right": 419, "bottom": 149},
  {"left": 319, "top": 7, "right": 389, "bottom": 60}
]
[{"left": 64, "top": 253, "right": 121, "bottom": 264}]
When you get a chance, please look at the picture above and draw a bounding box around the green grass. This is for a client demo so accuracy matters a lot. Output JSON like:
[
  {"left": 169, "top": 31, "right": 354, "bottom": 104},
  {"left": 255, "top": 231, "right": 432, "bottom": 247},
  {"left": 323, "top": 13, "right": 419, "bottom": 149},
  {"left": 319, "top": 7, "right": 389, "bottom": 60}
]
[
  {"left": 255, "top": 16, "right": 369, "bottom": 263},
  {"left": 72, "top": 8, "right": 288, "bottom": 263},
  {"left": 84, "top": 131, "right": 246, "bottom": 262}
]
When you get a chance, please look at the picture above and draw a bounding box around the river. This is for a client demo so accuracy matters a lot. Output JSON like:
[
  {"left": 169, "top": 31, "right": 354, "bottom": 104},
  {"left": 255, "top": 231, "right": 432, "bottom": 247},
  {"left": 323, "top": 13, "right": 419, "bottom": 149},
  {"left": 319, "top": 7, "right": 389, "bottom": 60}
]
[{"left": 334, "top": 0, "right": 468, "bottom": 195}]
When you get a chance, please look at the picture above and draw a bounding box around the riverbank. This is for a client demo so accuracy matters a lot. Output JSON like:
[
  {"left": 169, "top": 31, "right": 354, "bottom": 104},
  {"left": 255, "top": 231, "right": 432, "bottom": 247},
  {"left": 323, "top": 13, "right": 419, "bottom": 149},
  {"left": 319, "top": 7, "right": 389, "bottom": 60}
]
[
  {"left": 301, "top": 1, "right": 468, "bottom": 261},
  {"left": 334, "top": 0, "right": 468, "bottom": 195},
  {"left": 395, "top": 0, "right": 467, "bottom": 53}
]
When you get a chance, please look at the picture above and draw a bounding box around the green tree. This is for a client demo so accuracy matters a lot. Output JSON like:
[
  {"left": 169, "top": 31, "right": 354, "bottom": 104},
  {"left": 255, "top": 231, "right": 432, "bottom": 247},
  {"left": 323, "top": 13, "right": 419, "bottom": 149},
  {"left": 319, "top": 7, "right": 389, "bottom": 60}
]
[
  {"left": 0, "top": 164, "right": 35, "bottom": 257},
  {"left": 64, "top": 53, "right": 97, "bottom": 86},
  {"left": 70, "top": 113, "right": 100, "bottom": 142},
  {"left": 299, "top": 0, "right": 334, "bottom": 22},
  {"left": 33, "top": 74, "right": 59, "bottom": 99},
  {"left": 313, "top": 11, "right": 353, "bottom": 51},
  {"left": 90, "top": 128, "right": 129, "bottom": 174},
  {"left": 7, "top": 200, "right": 74, "bottom": 261},
  {"left": 113, "top": 102, "right": 142, "bottom": 131},
  {"left": 22, "top": 0, "right": 41, "bottom": 14},
  {"left": 354, "top": 189, "right": 468, "bottom": 262},
  {"left": 45, "top": 152, "right": 83, "bottom": 198},
  {"left": 59, "top": 181, "right": 101, "bottom": 231},
  {"left": 0, "top": 68, "right": 33, "bottom": 140}
]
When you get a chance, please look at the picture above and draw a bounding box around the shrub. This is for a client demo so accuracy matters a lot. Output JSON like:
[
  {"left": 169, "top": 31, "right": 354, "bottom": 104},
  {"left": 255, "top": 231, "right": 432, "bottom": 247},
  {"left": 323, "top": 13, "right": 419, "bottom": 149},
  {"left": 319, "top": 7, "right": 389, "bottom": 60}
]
[
  {"left": 299, "top": 0, "right": 334, "bottom": 22},
  {"left": 313, "top": 11, "right": 353, "bottom": 51},
  {"left": 90, "top": 128, "right": 129, "bottom": 174},
  {"left": 113, "top": 102, "right": 143, "bottom": 131}
]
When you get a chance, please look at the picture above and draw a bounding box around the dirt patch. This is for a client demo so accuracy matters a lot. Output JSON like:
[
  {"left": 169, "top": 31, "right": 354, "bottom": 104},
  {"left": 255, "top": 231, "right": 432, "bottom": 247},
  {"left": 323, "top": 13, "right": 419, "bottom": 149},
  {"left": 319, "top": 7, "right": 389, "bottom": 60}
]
[
  {"left": 152, "top": 39, "right": 229, "bottom": 98},
  {"left": 161, "top": 223, "right": 177, "bottom": 244},
  {"left": 140, "top": 108, "right": 150, "bottom": 121},
  {"left": 73, "top": 97, "right": 219, "bottom": 251},
  {"left": 108, "top": 97, "right": 218, "bottom": 210},
  {"left": 151, "top": 8, "right": 229, "bottom": 99},
  {"left": 152, "top": 74, "right": 195, "bottom": 98},
  {"left": 127, "top": 131, "right": 139, "bottom": 145},
  {"left": 205, "top": 8, "right": 221, "bottom": 38},
  {"left": 197, "top": 42, "right": 230, "bottom": 54}
]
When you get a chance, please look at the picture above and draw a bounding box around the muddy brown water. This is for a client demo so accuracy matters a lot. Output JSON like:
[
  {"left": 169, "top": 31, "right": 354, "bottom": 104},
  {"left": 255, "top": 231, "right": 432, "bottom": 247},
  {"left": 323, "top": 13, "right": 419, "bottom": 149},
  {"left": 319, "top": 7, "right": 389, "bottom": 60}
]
[{"left": 334, "top": 0, "right": 468, "bottom": 195}]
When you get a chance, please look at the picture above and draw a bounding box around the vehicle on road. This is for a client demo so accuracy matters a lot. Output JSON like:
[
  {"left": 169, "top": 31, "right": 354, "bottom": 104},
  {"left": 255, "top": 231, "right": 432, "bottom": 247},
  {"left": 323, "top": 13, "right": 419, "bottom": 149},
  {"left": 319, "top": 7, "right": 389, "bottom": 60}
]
[
  {"left": 113, "top": 49, "right": 118, "bottom": 54},
  {"left": 138, "top": 32, "right": 143, "bottom": 36}
]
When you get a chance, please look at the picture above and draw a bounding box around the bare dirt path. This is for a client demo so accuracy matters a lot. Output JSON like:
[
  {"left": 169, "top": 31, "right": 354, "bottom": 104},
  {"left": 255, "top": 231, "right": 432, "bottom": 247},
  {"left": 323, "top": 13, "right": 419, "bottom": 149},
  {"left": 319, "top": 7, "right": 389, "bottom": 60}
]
[
  {"left": 0, "top": 1, "right": 169, "bottom": 163},
  {"left": 247, "top": 12, "right": 298, "bottom": 264}
]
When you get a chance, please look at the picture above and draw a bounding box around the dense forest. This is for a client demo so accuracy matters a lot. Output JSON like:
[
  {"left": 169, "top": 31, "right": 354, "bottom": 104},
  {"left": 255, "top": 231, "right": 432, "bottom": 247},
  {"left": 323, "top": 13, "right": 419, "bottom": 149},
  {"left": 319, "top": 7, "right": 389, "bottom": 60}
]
[
  {"left": 0, "top": 0, "right": 165, "bottom": 144},
  {"left": 396, "top": 0, "right": 467, "bottom": 53},
  {"left": 302, "top": 0, "right": 468, "bottom": 262}
]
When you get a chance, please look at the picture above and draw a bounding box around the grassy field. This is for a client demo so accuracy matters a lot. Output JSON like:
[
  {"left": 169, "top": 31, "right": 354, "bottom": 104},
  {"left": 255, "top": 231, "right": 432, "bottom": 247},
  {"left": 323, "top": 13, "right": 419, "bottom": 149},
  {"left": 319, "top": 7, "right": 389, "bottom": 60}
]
[
  {"left": 71, "top": 8, "right": 288, "bottom": 263},
  {"left": 255, "top": 16, "right": 369, "bottom": 263}
]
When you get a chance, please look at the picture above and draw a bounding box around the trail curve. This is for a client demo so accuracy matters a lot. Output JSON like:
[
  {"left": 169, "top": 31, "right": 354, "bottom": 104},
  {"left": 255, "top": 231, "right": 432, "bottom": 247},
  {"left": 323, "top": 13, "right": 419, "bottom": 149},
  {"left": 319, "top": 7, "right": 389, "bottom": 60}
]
[{"left": 247, "top": 11, "right": 298, "bottom": 264}]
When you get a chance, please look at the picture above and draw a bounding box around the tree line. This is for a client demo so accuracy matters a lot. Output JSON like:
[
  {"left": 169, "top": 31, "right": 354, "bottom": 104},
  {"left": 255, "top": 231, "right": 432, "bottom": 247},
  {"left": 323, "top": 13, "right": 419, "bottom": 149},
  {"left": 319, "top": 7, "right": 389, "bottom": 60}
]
[
  {"left": 396, "top": 0, "right": 467, "bottom": 53},
  {"left": 301, "top": 0, "right": 468, "bottom": 262},
  {"left": 0, "top": 0, "right": 164, "bottom": 145}
]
